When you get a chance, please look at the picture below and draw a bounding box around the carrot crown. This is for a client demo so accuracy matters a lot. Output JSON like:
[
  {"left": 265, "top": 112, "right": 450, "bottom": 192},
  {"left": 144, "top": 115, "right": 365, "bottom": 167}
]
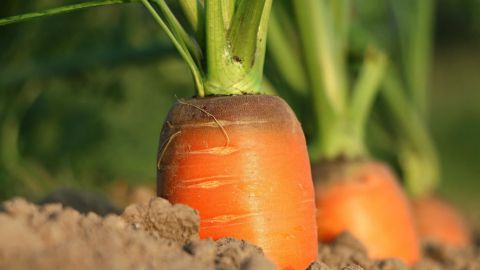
[
  {"left": 0, "top": 0, "right": 273, "bottom": 97},
  {"left": 268, "top": 1, "right": 387, "bottom": 161}
]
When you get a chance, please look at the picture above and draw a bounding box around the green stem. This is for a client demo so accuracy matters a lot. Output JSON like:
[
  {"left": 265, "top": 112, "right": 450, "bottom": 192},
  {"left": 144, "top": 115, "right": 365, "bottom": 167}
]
[
  {"left": 228, "top": 0, "right": 268, "bottom": 70},
  {"left": 178, "top": 0, "right": 205, "bottom": 50},
  {"left": 152, "top": 0, "right": 202, "bottom": 64},
  {"left": 204, "top": 0, "right": 228, "bottom": 91},
  {"left": 294, "top": 0, "right": 350, "bottom": 161},
  {"left": 390, "top": 0, "right": 434, "bottom": 118},
  {"left": 0, "top": 0, "right": 137, "bottom": 26},
  {"left": 142, "top": 0, "right": 205, "bottom": 96},
  {"left": 382, "top": 70, "right": 439, "bottom": 196},
  {"left": 267, "top": 4, "right": 307, "bottom": 95},
  {"left": 350, "top": 46, "right": 387, "bottom": 154},
  {"left": 407, "top": 0, "right": 434, "bottom": 118},
  {"left": 330, "top": 0, "right": 350, "bottom": 89},
  {"left": 178, "top": 0, "right": 204, "bottom": 33},
  {"left": 204, "top": 0, "right": 272, "bottom": 95}
]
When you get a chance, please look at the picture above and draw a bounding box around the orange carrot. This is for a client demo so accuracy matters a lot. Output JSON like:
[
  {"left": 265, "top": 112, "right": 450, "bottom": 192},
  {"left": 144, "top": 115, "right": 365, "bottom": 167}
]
[
  {"left": 413, "top": 196, "right": 471, "bottom": 248},
  {"left": 157, "top": 95, "right": 318, "bottom": 270},
  {"left": 313, "top": 160, "right": 420, "bottom": 265}
]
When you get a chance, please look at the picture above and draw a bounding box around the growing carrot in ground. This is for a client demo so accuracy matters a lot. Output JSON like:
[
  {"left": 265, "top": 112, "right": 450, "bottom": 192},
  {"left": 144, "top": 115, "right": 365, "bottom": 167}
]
[
  {"left": 370, "top": 0, "right": 471, "bottom": 248},
  {"left": 150, "top": 2, "right": 318, "bottom": 268},
  {"left": 267, "top": 0, "right": 419, "bottom": 265},
  {"left": 0, "top": 1, "right": 318, "bottom": 269},
  {"left": 413, "top": 196, "right": 471, "bottom": 247}
]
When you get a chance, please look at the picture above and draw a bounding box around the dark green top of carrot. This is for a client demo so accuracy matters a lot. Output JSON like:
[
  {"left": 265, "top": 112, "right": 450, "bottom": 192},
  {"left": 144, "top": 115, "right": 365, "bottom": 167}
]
[
  {"left": 268, "top": 0, "right": 387, "bottom": 161},
  {"left": 0, "top": 0, "right": 273, "bottom": 97}
]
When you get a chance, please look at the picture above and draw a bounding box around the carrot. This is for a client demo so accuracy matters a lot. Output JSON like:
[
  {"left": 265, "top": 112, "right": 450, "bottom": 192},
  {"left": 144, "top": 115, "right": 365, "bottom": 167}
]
[
  {"left": 145, "top": 1, "right": 318, "bottom": 269},
  {"left": 413, "top": 196, "right": 471, "bottom": 248},
  {"left": 372, "top": 0, "right": 471, "bottom": 249},
  {"left": 158, "top": 95, "right": 317, "bottom": 269},
  {"left": 313, "top": 160, "right": 420, "bottom": 264},
  {"left": 0, "top": 1, "right": 318, "bottom": 269},
  {"left": 267, "top": 0, "right": 420, "bottom": 265}
]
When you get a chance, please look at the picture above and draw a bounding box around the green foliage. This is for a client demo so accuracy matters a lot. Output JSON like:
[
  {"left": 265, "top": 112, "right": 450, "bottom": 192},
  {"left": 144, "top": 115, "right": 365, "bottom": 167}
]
[{"left": 0, "top": 0, "right": 190, "bottom": 200}]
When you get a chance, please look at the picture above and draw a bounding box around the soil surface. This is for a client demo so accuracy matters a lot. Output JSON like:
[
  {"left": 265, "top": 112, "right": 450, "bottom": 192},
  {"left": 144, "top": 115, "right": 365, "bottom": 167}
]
[{"left": 0, "top": 197, "right": 478, "bottom": 270}]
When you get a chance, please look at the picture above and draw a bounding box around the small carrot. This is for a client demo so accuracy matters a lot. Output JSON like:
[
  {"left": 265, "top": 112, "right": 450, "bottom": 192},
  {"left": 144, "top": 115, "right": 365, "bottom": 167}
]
[
  {"left": 313, "top": 160, "right": 420, "bottom": 264},
  {"left": 370, "top": 0, "right": 470, "bottom": 251},
  {"left": 413, "top": 196, "right": 471, "bottom": 248}
]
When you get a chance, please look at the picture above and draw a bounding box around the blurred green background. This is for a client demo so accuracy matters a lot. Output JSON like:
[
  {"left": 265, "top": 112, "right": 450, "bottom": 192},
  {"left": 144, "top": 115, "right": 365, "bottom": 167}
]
[{"left": 0, "top": 1, "right": 479, "bottom": 219}]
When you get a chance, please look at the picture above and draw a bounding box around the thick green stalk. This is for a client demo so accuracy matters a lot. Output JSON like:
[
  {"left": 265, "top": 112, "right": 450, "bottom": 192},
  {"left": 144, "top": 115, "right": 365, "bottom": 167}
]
[
  {"left": 0, "top": 0, "right": 137, "bottom": 26},
  {"left": 204, "top": 0, "right": 272, "bottom": 95},
  {"left": 204, "top": 0, "right": 230, "bottom": 93},
  {"left": 228, "top": 1, "right": 267, "bottom": 70},
  {"left": 295, "top": 0, "right": 372, "bottom": 161}
]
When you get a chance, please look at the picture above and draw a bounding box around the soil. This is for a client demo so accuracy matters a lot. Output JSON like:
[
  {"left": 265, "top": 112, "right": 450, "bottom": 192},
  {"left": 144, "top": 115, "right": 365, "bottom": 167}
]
[
  {"left": 0, "top": 197, "right": 275, "bottom": 270},
  {"left": 0, "top": 196, "right": 478, "bottom": 270}
]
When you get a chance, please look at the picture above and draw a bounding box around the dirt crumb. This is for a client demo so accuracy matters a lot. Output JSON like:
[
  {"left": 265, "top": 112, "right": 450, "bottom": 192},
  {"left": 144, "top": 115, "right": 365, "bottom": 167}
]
[
  {"left": 215, "top": 237, "right": 276, "bottom": 270},
  {"left": 122, "top": 197, "right": 199, "bottom": 244},
  {"left": 307, "top": 261, "right": 331, "bottom": 270}
]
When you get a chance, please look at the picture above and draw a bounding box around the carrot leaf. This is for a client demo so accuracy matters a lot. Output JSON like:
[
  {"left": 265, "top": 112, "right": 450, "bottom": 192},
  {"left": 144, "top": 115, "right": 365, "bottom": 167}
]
[{"left": 0, "top": 0, "right": 137, "bottom": 26}]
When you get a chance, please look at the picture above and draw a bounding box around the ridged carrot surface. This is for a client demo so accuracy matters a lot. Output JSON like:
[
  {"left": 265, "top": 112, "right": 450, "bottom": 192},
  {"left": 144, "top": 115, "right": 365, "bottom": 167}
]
[
  {"left": 157, "top": 95, "right": 318, "bottom": 270},
  {"left": 314, "top": 161, "right": 420, "bottom": 265},
  {"left": 413, "top": 196, "right": 471, "bottom": 248}
]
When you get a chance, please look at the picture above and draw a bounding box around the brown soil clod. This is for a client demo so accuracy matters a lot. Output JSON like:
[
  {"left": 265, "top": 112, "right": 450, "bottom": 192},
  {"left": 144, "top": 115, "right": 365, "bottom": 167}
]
[
  {"left": 122, "top": 197, "right": 199, "bottom": 244},
  {"left": 0, "top": 197, "right": 275, "bottom": 270}
]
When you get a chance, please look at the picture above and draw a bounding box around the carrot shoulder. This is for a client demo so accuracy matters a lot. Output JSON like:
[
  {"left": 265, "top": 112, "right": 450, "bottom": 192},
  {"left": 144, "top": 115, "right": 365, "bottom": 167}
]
[{"left": 157, "top": 95, "right": 318, "bottom": 270}]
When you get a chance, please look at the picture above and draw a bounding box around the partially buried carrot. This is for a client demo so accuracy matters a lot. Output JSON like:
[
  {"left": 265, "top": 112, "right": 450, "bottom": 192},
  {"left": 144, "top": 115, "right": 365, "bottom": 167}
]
[
  {"left": 313, "top": 160, "right": 420, "bottom": 264},
  {"left": 413, "top": 196, "right": 471, "bottom": 248},
  {"left": 158, "top": 95, "right": 317, "bottom": 269},
  {"left": 140, "top": 1, "right": 318, "bottom": 269}
]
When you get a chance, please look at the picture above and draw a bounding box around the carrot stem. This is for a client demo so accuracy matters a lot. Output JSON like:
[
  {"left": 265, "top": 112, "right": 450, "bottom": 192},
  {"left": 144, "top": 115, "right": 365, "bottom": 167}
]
[
  {"left": 380, "top": 70, "right": 439, "bottom": 197},
  {"left": 390, "top": 0, "right": 434, "bottom": 119},
  {"left": 350, "top": 47, "right": 387, "bottom": 153},
  {"left": 267, "top": 4, "right": 307, "bottom": 96},
  {"left": 141, "top": 0, "right": 205, "bottom": 96},
  {"left": 204, "top": 0, "right": 272, "bottom": 95},
  {"left": 285, "top": 0, "right": 385, "bottom": 160},
  {"left": 374, "top": 0, "right": 438, "bottom": 196}
]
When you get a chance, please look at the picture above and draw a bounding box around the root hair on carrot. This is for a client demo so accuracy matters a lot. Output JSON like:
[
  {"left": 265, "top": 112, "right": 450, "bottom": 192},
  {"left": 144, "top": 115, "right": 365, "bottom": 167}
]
[
  {"left": 176, "top": 98, "right": 230, "bottom": 147},
  {"left": 157, "top": 130, "right": 182, "bottom": 170}
]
